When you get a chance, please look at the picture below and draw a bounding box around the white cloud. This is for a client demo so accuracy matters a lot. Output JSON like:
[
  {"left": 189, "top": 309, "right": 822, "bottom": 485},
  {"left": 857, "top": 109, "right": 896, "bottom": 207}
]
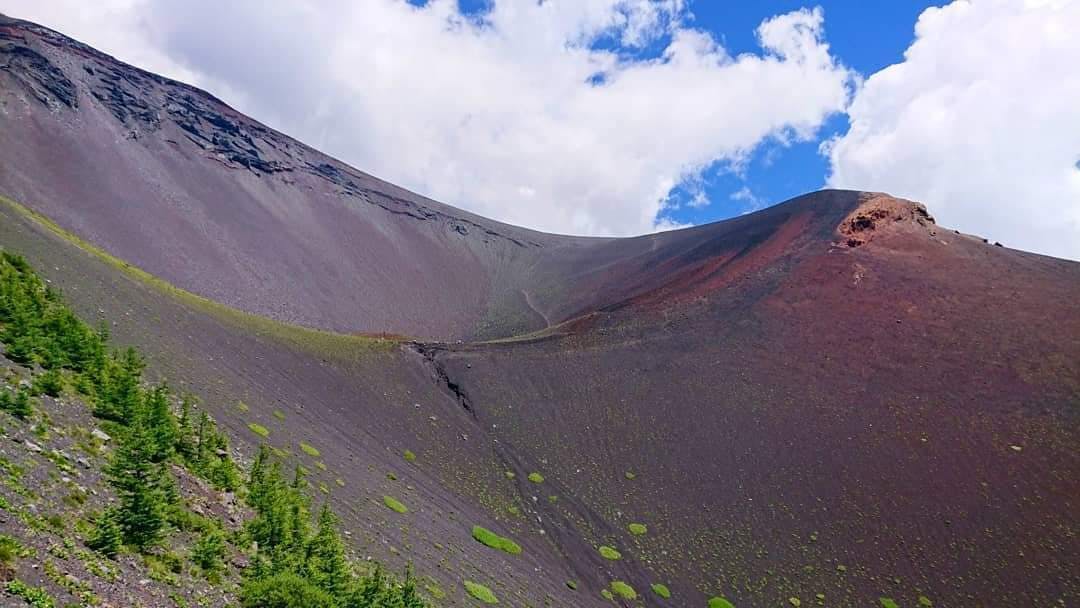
[
  {"left": 1, "top": 0, "right": 852, "bottom": 236},
  {"left": 827, "top": 0, "right": 1080, "bottom": 261}
]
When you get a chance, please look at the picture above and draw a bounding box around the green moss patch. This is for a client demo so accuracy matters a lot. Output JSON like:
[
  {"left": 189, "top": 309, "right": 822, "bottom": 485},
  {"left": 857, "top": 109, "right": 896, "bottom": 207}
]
[
  {"left": 463, "top": 580, "right": 498, "bottom": 604},
  {"left": 471, "top": 525, "right": 522, "bottom": 555},
  {"left": 598, "top": 545, "right": 622, "bottom": 560},
  {"left": 527, "top": 472, "right": 544, "bottom": 483},
  {"left": 610, "top": 581, "right": 637, "bottom": 600},
  {"left": 403, "top": 449, "right": 416, "bottom": 462},
  {"left": 628, "top": 523, "right": 647, "bottom": 535},
  {"left": 299, "top": 441, "right": 320, "bottom": 457},
  {"left": 709, "top": 598, "right": 735, "bottom": 608},
  {"left": 651, "top": 583, "right": 671, "bottom": 598},
  {"left": 247, "top": 423, "right": 270, "bottom": 438},
  {"left": 382, "top": 496, "right": 408, "bottom": 514}
]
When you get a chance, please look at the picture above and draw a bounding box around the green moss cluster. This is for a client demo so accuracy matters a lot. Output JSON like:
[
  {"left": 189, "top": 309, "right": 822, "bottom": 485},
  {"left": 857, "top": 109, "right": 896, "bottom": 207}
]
[
  {"left": 464, "top": 580, "right": 498, "bottom": 604},
  {"left": 471, "top": 525, "right": 522, "bottom": 555},
  {"left": 247, "top": 423, "right": 270, "bottom": 438},
  {"left": 598, "top": 545, "right": 622, "bottom": 560},
  {"left": 383, "top": 496, "right": 409, "bottom": 514}
]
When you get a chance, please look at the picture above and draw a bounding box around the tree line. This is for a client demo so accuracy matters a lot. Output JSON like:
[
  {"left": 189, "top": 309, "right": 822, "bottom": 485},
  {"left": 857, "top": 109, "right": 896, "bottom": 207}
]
[{"left": 0, "top": 250, "right": 430, "bottom": 607}]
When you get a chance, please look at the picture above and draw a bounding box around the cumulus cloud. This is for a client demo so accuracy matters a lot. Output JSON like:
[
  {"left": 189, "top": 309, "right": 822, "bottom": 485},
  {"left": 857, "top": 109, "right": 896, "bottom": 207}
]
[
  {"left": 827, "top": 0, "right": 1080, "bottom": 261},
  {"left": 2, "top": 0, "right": 852, "bottom": 236}
]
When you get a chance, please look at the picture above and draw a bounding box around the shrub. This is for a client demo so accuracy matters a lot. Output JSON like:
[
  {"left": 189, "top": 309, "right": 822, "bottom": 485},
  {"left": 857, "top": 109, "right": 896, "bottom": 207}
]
[
  {"left": 403, "top": 449, "right": 416, "bottom": 462},
  {"left": 628, "top": 523, "right": 647, "bottom": 535},
  {"left": 471, "top": 525, "right": 522, "bottom": 555},
  {"left": 527, "top": 472, "right": 544, "bottom": 483},
  {"left": 709, "top": 598, "right": 735, "bottom": 608},
  {"left": 651, "top": 583, "right": 671, "bottom": 598},
  {"left": 240, "top": 572, "right": 335, "bottom": 608},
  {"left": 5, "top": 579, "right": 56, "bottom": 607},
  {"left": 31, "top": 368, "right": 63, "bottom": 397},
  {"left": 299, "top": 441, "right": 319, "bottom": 457}
]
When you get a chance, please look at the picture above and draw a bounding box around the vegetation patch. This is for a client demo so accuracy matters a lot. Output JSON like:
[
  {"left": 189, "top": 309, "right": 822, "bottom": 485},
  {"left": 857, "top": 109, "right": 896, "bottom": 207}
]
[
  {"left": 610, "top": 581, "right": 637, "bottom": 600},
  {"left": 527, "top": 472, "right": 544, "bottom": 483},
  {"left": 383, "top": 496, "right": 409, "bottom": 514},
  {"left": 471, "top": 525, "right": 522, "bottom": 555},
  {"left": 651, "top": 583, "right": 671, "bottom": 598},
  {"left": 403, "top": 449, "right": 416, "bottom": 462},
  {"left": 272, "top": 409, "right": 285, "bottom": 420},
  {"left": 247, "top": 422, "right": 270, "bottom": 438},
  {"left": 709, "top": 598, "right": 736, "bottom": 608},
  {"left": 598, "top": 545, "right": 622, "bottom": 560},
  {"left": 880, "top": 599, "right": 899, "bottom": 608},
  {"left": 463, "top": 580, "right": 498, "bottom": 604},
  {"left": 628, "top": 523, "right": 647, "bottom": 535},
  {"left": 299, "top": 441, "right": 320, "bottom": 457}
]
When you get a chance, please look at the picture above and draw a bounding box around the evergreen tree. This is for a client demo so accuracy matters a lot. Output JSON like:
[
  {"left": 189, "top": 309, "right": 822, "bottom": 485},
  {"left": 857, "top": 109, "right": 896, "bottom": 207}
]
[
  {"left": 105, "top": 393, "right": 175, "bottom": 550},
  {"left": 175, "top": 395, "right": 197, "bottom": 463},
  {"left": 143, "top": 384, "right": 177, "bottom": 463},
  {"left": 87, "top": 509, "right": 123, "bottom": 558},
  {"left": 306, "top": 504, "right": 351, "bottom": 597},
  {"left": 192, "top": 528, "right": 226, "bottom": 578}
]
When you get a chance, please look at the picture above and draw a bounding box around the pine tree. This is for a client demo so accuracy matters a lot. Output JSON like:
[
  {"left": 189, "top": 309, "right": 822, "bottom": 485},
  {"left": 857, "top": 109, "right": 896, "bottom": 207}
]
[
  {"left": 192, "top": 528, "right": 226, "bottom": 578},
  {"left": 306, "top": 504, "right": 351, "bottom": 597},
  {"left": 106, "top": 392, "right": 175, "bottom": 550},
  {"left": 87, "top": 509, "right": 123, "bottom": 557},
  {"left": 143, "top": 384, "right": 177, "bottom": 463},
  {"left": 175, "top": 395, "right": 197, "bottom": 463}
]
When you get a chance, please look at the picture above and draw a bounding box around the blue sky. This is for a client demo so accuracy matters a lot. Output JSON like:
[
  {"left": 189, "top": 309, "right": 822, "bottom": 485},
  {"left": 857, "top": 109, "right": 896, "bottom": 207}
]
[
  {"left": 439, "top": 0, "right": 942, "bottom": 227},
  {"left": 659, "top": 1, "right": 941, "bottom": 227}
]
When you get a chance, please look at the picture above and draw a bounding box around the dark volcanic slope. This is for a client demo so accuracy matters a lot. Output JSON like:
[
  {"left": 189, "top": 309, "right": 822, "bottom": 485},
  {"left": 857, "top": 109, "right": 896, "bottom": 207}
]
[
  {"left": 0, "top": 14, "right": 609, "bottom": 340},
  {"left": 2, "top": 13, "right": 1079, "bottom": 608}
]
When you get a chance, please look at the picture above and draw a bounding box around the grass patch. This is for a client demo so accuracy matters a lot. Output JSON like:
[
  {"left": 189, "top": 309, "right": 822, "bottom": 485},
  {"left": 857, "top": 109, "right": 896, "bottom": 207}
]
[
  {"left": 527, "top": 472, "right": 544, "bottom": 483},
  {"left": 651, "top": 583, "right": 671, "bottom": 598},
  {"left": 628, "top": 523, "right": 647, "bottom": 535},
  {"left": 598, "top": 545, "right": 621, "bottom": 560},
  {"left": 0, "top": 194, "right": 397, "bottom": 361},
  {"left": 382, "top": 496, "right": 408, "bottom": 514},
  {"left": 610, "top": 581, "right": 637, "bottom": 600},
  {"left": 299, "top": 442, "right": 320, "bottom": 457},
  {"left": 471, "top": 525, "right": 522, "bottom": 555},
  {"left": 247, "top": 423, "right": 270, "bottom": 438},
  {"left": 403, "top": 449, "right": 416, "bottom": 462},
  {"left": 709, "top": 598, "right": 735, "bottom": 608},
  {"left": 463, "top": 580, "right": 498, "bottom": 604}
]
